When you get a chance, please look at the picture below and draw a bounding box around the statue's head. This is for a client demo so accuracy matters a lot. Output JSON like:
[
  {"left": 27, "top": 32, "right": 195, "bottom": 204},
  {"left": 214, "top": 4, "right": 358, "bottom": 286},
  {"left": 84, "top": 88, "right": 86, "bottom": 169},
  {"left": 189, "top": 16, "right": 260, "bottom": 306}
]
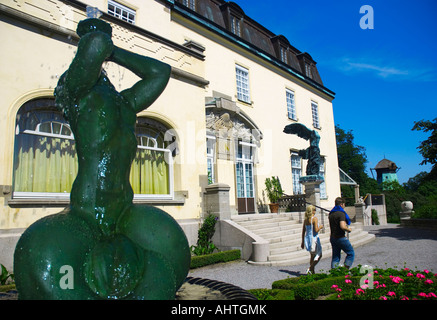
[{"left": 77, "top": 18, "right": 112, "bottom": 37}]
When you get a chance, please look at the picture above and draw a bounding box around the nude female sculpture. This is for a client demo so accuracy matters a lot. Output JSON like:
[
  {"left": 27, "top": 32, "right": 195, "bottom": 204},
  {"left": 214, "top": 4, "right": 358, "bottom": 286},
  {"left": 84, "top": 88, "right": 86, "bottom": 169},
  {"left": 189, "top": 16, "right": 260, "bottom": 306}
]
[{"left": 14, "top": 18, "right": 191, "bottom": 300}]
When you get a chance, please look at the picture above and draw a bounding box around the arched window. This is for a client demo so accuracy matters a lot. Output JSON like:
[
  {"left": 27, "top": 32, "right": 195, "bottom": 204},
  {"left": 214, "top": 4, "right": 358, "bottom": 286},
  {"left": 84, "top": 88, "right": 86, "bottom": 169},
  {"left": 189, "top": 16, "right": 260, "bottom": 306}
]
[
  {"left": 130, "top": 117, "right": 174, "bottom": 199},
  {"left": 13, "top": 99, "right": 174, "bottom": 200},
  {"left": 13, "top": 98, "right": 77, "bottom": 199}
]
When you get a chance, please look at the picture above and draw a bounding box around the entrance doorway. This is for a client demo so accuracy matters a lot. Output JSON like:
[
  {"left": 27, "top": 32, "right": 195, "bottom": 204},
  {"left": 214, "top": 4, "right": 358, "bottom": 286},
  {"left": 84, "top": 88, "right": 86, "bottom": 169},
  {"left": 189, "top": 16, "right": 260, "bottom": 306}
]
[{"left": 236, "top": 141, "right": 255, "bottom": 214}]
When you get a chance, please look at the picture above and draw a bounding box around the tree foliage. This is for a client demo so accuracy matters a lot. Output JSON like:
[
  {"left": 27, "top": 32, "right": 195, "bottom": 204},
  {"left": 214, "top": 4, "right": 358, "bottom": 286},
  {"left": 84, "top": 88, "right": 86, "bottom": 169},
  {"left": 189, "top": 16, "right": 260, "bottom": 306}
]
[
  {"left": 412, "top": 118, "right": 437, "bottom": 166},
  {"left": 412, "top": 118, "right": 437, "bottom": 179},
  {"left": 335, "top": 125, "right": 379, "bottom": 201},
  {"left": 335, "top": 119, "right": 437, "bottom": 221}
]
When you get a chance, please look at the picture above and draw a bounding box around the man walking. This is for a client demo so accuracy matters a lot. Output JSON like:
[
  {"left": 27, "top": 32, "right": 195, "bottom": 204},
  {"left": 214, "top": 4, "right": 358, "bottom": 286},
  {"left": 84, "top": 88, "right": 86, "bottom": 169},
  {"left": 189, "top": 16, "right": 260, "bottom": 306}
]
[{"left": 329, "top": 197, "right": 355, "bottom": 269}]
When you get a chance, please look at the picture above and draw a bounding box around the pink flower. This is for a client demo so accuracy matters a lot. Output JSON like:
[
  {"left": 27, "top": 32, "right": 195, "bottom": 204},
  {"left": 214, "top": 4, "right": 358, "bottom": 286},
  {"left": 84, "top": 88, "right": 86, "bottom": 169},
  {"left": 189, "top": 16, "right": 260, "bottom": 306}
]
[
  {"left": 417, "top": 273, "right": 426, "bottom": 279},
  {"left": 400, "top": 295, "right": 409, "bottom": 300},
  {"left": 364, "top": 279, "right": 369, "bottom": 284},
  {"left": 427, "top": 292, "right": 436, "bottom": 299},
  {"left": 390, "top": 276, "right": 404, "bottom": 284},
  {"left": 374, "top": 270, "right": 378, "bottom": 274},
  {"left": 345, "top": 279, "right": 352, "bottom": 284},
  {"left": 345, "top": 275, "right": 351, "bottom": 278},
  {"left": 424, "top": 269, "right": 430, "bottom": 274},
  {"left": 387, "top": 291, "right": 396, "bottom": 297},
  {"left": 425, "top": 279, "right": 434, "bottom": 285},
  {"left": 407, "top": 272, "right": 414, "bottom": 277},
  {"left": 331, "top": 285, "right": 342, "bottom": 292},
  {"left": 418, "top": 292, "right": 427, "bottom": 298},
  {"left": 379, "top": 296, "right": 387, "bottom": 300},
  {"left": 355, "top": 288, "right": 365, "bottom": 295},
  {"left": 361, "top": 284, "right": 369, "bottom": 290},
  {"left": 373, "top": 280, "right": 379, "bottom": 286},
  {"left": 404, "top": 268, "right": 410, "bottom": 271}
]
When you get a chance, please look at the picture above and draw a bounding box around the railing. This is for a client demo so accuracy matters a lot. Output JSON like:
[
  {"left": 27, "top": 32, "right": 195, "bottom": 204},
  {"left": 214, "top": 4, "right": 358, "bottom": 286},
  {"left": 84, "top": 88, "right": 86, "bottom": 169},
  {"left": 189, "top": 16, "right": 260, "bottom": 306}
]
[
  {"left": 278, "top": 194, "right": 306, "bottom": 212},
  {"left": 279, "top": 194, "right": 331, "bottom": 213},
  {"left": 278, "top": 194, "right": 330, "bottom": 231}
]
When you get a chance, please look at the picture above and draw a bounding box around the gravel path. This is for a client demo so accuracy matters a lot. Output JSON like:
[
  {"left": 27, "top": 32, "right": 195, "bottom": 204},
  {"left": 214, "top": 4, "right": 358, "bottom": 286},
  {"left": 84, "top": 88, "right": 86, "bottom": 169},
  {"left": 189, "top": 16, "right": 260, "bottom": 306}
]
[{"left": 189, "top": 224, "right": 437, "bottom": 290}]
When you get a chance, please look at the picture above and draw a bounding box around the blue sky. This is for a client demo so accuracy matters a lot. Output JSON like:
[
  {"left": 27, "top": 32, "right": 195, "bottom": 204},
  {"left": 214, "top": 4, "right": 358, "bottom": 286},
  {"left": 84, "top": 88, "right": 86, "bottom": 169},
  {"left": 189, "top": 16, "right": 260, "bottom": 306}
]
[{"left": 233, "top": 0, "right": 436, "bottom": 183}]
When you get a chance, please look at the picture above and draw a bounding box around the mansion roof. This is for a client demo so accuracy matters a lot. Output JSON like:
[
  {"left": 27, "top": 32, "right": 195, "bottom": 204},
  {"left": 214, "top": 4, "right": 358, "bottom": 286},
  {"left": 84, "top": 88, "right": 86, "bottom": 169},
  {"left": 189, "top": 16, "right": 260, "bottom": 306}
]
[{"left": 170, "top": 0, "right": 334, "bottom": 97}]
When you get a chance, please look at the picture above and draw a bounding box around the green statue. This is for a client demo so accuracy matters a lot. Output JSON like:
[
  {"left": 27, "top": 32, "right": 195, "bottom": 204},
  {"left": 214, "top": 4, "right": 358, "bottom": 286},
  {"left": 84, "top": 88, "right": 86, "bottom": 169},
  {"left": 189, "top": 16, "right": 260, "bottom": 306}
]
[
  {"left": 14, "top": 18, "right": 191, "bottom": 300},
  {"left": 283, "top": 123, "right": 323, "bottom": 178}
]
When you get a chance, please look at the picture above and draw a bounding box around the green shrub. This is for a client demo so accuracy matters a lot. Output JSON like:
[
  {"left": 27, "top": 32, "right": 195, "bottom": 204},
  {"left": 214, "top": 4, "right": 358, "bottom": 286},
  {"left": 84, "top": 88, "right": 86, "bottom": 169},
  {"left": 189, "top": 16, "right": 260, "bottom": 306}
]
[
  {"left": 0, "top": 264, "right": 14, "bottom": 285},
  {"left": 294, "top": 276, "right": 362, "bottom": 300},
  {"left": 371, "top": 209, "right": 380, "bottom": 225},
  {"left": 190, "top": 249, "right": 241, "bottom": 269},
  {"left": 248, "top": 288, "right": 295, "bottom": 300},
  {"left": 191, "top": 214, "right": 219, "bottom": 256},
  {"left": 271, "top": 277, "right": 300, "bottom": 290}
]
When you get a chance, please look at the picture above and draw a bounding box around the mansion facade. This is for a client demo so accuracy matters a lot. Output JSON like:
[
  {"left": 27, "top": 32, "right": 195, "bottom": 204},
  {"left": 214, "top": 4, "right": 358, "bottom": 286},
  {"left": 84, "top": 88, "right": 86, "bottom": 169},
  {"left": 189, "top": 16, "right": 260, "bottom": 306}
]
[{"left": 0, "top": 0, "right": 340, "bottom": 266}]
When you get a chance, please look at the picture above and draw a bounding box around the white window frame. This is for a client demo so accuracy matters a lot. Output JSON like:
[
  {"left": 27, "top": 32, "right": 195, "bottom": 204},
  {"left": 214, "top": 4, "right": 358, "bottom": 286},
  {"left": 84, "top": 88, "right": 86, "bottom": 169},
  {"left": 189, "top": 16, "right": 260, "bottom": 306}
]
[
  {"left": 286, "top": 89, "right": 297, "bottom": 120},
  {"left": 291, "top": 152, "right": 303, "bottom": 195},
  {"left": 206, "top": 135, "right": 216, "bottom": 184},
  {"left": 108, "top": 0, "right": 136, "bottom": 24},
  {"left": 133, "top": 143, "right": 174, "bottom": 201},
  {"left": 319, "top": 157, "right": 327, "bottom": 199},
  {"left": 13, "top": 120, "right": 75, "bottom": 200},
  {"left": 311, "top": 101, "right": 320, "bottom": 129},
  {"left": 235, "top": 64, "right": 251, "bottom": 103},
  {"left": 235, "top": 141, "right": 256, "bottom": 199}
]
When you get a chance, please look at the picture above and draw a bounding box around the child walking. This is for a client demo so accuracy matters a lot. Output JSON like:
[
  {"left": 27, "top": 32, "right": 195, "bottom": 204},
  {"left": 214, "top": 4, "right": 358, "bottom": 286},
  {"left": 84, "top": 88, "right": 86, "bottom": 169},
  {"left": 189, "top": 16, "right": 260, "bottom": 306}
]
[{"left": 301, "top": 205, "right": 324, "bottom": 274}]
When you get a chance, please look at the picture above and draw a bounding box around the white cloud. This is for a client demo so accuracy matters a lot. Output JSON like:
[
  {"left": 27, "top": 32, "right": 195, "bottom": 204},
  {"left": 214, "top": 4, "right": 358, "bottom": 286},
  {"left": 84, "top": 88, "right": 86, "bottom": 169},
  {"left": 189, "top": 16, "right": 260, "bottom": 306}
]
[
  {"left": 337, "top": 57, "right": 436, "bottom": 82},
  {"left": 345, "top": 62, "right": 408, "bottom": 78}
]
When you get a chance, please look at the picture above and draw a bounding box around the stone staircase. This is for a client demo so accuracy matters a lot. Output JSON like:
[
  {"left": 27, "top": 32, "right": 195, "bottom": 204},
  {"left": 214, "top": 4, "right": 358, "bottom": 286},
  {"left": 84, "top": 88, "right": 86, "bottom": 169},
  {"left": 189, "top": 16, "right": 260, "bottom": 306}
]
[{"left": 231, "top": 212, "right": 375, "bottom": 266}]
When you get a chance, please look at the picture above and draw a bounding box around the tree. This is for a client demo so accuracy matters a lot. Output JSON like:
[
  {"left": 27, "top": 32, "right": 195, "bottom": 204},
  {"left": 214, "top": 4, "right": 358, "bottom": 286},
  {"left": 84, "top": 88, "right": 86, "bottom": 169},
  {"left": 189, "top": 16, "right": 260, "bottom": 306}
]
[
  {"left": 412, "top": 118, "right": 437, "bottom": 178},
  {"left": 335, "top": 125, "right": 368, "bottom": 185},
  {"left": 335, "top": 125, "right": 379, "bottom": 200}
]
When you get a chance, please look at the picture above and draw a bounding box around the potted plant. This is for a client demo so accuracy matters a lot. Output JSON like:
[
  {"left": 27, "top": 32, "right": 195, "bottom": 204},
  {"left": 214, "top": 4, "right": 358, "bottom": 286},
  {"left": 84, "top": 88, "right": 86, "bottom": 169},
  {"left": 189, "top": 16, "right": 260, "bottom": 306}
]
[{"left": 265, "top": 176, "right": 283, "bottom": 213}]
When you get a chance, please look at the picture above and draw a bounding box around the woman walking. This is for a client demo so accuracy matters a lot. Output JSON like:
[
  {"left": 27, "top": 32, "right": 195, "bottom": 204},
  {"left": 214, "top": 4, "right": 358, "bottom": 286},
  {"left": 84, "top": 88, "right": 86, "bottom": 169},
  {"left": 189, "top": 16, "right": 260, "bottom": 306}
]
[{"left": 301, "top": 205, "right": 324, "bottom": 274}]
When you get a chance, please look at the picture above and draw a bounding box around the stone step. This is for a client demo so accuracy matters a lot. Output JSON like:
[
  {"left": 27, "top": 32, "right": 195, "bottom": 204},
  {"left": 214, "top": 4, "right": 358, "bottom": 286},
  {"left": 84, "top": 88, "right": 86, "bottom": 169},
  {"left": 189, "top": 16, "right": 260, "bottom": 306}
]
[
  {"left": 267, "top": 231, "right": 371, "bottom": 262},
  {"left": 268, "top": 224, "right": 361, "bottom": 251},
  {"left": 238, "top": 220, "right": 299, "bottom": 231},
  {"left": 251, "top": 233, "right": 376, "bottom": 266},
  {"left": 231, "top": 212, "right": 375, "bottom": 267},
  {"left": 231, "top": 213, "right": 292, "bottom": 222}
]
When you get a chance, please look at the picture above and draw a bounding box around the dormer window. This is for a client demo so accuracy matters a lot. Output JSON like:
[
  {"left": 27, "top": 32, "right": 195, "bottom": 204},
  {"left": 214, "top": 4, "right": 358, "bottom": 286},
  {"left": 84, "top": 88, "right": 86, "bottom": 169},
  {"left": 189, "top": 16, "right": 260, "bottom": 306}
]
[
  {"left": 280, "top": 46, "right": 288, "bottom": 64},
  {"left": 305, "top": 63, "right": 312, "bottom": 79},
  {"left": 231, "top": 15, "right": 241, "bottom": 36},
  {"left": 182, "top": 0, "right": 196, "bottom": 11}
]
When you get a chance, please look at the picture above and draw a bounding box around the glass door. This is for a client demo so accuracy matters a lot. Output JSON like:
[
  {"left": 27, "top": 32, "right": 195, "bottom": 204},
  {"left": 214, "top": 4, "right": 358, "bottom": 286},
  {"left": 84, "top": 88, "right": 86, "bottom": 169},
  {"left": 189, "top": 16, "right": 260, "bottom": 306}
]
[{"left": 236, "top": 141, "right": 255, "bottom": 214}]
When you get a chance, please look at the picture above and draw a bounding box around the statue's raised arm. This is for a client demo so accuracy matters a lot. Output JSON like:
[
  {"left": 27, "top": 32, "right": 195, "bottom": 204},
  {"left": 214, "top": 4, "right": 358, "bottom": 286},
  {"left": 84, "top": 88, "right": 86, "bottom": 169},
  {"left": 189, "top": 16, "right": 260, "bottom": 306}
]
[
  {"left": 109, "top": 47, "right": 171, "bottom": 113},
  {"left": 61, "top": 19, "right": 114, "bottom": 100}
]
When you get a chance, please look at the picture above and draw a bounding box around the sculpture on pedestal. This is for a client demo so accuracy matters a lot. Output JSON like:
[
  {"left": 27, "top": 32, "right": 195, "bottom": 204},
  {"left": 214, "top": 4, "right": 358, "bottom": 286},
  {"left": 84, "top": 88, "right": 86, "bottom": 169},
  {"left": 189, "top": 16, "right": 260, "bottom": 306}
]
[
  {"left": 14, "top": 18, "right": 190, "bottom": 300},
  {"left": 283, "top": 123, "right": 323, "bottom": 181}
]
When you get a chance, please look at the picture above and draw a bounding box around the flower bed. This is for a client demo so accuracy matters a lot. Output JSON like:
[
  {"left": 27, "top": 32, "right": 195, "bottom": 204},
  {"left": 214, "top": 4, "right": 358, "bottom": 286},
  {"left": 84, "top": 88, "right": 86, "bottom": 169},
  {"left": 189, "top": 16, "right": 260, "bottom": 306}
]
[
  {"left": 251, "top": 265, "right": 437, "bottom": 300},
  {"left": 329, "top": 266, "right": 437, "bottom": 300}
]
